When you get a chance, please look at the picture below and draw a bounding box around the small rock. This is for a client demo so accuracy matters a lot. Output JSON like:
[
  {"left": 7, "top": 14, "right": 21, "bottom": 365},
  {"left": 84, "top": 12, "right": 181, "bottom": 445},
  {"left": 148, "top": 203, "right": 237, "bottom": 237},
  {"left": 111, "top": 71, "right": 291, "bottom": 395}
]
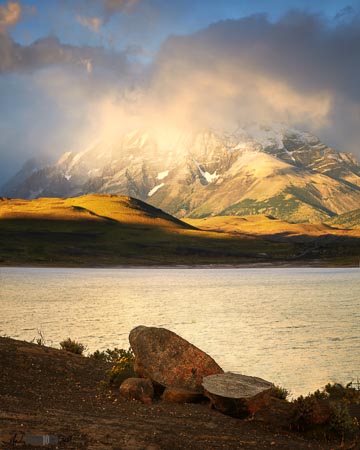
[
  {"left": 162, "top": 387, "right": 204, "bottom": 404},
  {"left": 119, "top": 377, "right": 154, "bottom": 404},
  {"left": 129, "top": 326, "right": 223, "bottom": 393},
  {"left": 203, "top": 372, "right": 273, "bottom": 418}
]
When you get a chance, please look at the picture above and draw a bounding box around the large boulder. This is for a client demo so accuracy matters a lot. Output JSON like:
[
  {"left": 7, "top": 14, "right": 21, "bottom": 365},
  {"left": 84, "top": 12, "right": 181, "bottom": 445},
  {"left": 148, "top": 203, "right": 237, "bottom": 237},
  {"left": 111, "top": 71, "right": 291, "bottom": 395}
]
[
  {"left": 129, "top": 326, "right": 223, "bottom": 393},
  {"left": 203, "top": 372, "right": 273, "bottom": 418},
  {"left": 119, "top": 377, "right": 154, "bottom": 404}
]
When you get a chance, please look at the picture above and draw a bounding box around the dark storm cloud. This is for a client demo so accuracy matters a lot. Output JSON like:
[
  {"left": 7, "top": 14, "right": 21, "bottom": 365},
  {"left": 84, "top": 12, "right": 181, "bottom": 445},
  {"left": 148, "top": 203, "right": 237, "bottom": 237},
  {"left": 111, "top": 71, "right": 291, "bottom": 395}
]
[
  {"left": 0, "top": 33, "right": 132, "bottom": 74},
  {"left": 154, "top": 10, "right": 360, "bottom": 103},
  {"left": 147, "top": 10, "right": 360, "bottom": 153}
]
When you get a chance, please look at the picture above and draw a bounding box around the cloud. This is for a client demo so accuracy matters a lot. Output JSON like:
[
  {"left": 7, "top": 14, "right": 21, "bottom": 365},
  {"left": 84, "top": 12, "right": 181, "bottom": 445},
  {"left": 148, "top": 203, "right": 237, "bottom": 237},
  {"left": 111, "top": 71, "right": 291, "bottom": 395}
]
[
  {"left": 0, "top": 33, "right": 134, "bottom": 75},
  {"left": 0, "top": 1, "right": 21, "bottom": 32},
  {"left": 103, "top": 0, "right": 139, "bottom": 16},
  {"left": 77, "top": 15, "right": 102, "bottom": 32},
  {"left": 2, "top": 8, "right": 360, "bottom": 184},
  {"left": 142, "top": 10, "right": 360, "bottom": 147}
]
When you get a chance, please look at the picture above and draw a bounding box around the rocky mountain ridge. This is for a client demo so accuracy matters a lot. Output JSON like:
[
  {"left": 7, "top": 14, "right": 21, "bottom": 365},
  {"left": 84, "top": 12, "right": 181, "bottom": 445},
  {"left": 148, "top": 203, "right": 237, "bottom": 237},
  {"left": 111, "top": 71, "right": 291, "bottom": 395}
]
[{"left": 3, "top": 126, "right": 360, "bottom": 223}]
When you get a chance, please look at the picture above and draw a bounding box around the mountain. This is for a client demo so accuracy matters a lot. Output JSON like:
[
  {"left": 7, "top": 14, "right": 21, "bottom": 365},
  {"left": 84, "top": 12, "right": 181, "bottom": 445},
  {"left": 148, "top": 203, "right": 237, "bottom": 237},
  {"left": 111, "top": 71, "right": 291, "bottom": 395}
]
[
  {"left": 0, "top": 156, "right": 50, "bottom": 197},
  {"left": 3, "top": 126, "right": 360, "bottom": 223}
]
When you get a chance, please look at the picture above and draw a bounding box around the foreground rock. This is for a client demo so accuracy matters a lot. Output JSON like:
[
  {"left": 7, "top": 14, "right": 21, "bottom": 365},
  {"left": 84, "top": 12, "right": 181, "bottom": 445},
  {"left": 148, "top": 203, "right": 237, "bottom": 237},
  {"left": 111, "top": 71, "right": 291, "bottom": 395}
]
[
  {"left": 203, "top": 372, "right": 273, "bottom": 418},
  {"left": 129, "top": 326, "right": 223, "bottom": 393},
  {"left": 119, "top": 378, "right": 154, "bottom": 404}
]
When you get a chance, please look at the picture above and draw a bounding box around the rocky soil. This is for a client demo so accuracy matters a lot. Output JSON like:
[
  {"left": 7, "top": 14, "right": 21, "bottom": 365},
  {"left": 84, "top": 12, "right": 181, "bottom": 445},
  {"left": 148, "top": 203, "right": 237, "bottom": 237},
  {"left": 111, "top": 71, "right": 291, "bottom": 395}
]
[{"left": 1, "top": 337, "right": 356, "bottom": 449}]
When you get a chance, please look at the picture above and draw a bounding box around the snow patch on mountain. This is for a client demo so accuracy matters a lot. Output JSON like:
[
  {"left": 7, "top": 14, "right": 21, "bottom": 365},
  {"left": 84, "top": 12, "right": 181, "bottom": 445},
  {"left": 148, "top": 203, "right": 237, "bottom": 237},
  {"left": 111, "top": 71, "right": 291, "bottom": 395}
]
[
  {"left": 194, "top": 160, "right": 219, "bottom": 184},
  {"left": 157, "top": 171, "right": 169, "bottom": 180},
  {"left": 148, "top": 183, "right": 165, "bottom": 197}
]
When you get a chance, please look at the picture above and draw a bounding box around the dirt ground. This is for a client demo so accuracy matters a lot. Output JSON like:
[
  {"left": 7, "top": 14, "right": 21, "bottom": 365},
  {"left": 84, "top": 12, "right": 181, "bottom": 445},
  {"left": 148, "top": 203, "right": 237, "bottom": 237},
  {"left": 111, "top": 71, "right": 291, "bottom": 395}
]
[{"left": 0, "top": 337, "right": 356, "bottom": 449}]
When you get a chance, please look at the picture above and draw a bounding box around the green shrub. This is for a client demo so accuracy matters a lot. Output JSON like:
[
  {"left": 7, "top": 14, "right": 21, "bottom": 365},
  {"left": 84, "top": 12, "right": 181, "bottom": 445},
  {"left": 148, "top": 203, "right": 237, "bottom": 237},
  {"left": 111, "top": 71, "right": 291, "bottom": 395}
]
[
  {"left": 60, "top": 338, "right": 87, "bottom": 355},
  {"left": 292, "top": 385, "right": 358, "bottom": 438},
  {"left": 107, "top": 348, "right": 135, "bottom": 387},
  {"left": 292, "top": 393, "right": 326, "bottom": 430},
  {"left": 89, "top": 347, "right": 133, "bottom": 363},
  {"left": 270, "top": 385, "right": 290, "bottom": 400},
  {"left": 329, "top": 402, "right": 357, "bottom": 435},
  {"left": 325, "top": 382, "right": 360, "bottom": 404}
]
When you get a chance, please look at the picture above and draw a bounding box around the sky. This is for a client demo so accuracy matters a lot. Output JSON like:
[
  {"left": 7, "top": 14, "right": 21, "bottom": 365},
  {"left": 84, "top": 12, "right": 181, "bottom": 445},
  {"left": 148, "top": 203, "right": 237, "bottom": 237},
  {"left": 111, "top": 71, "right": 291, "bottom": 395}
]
[{"left": 1, "top": 0, "right": 360, "bottom": 183}]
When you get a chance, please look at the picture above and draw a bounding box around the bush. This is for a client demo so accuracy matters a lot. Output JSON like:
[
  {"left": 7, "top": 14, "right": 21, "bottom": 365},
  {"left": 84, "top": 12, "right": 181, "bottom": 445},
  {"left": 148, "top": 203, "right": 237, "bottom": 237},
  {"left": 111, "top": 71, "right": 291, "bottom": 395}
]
[
  {"left": 60, "top": 338, "right": 87, "bottom": 355},
  {"left": 329, "top": 402, "right": 357, "bottom": 435},
  {"left": 270, "top": 385, "right": 290, "bottom": 400},
  {"left": 292, "top": 393, "right": 329, "bottom": 431},
  {"left": 107, "top": 348, "right": 135, "bottom": 387},
  {"left": 292, "top": 385, "right": 358, "bottom": 438},
  {"left": 89, "top": 347, "right": 133, "bottom": 364}
]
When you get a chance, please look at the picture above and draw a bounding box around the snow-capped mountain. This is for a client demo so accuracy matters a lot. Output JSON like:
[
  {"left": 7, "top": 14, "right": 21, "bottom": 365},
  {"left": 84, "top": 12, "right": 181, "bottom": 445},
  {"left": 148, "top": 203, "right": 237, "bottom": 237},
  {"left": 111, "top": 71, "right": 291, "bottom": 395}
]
[{"left": 3, "top": 126, "right": 360, "bottom": 223}]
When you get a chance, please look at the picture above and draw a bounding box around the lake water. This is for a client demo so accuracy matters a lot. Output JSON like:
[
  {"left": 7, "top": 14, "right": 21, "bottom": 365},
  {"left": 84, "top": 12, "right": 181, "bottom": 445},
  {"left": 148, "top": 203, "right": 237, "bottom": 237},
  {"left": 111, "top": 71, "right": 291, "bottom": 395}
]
[{"left": 1, "top": 266, "right": 359, "bottom": 396}]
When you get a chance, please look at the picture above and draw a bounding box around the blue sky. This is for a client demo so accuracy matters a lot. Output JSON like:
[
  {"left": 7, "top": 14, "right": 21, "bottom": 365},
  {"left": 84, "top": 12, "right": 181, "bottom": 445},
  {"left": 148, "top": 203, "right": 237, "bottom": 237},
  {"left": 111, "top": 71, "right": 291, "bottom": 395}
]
[
  {"left": 11, "top": 0, "right": 358, "bottom": 50},
  {"left": 1, "top": 0, "right": 360, "bottom": 182}
]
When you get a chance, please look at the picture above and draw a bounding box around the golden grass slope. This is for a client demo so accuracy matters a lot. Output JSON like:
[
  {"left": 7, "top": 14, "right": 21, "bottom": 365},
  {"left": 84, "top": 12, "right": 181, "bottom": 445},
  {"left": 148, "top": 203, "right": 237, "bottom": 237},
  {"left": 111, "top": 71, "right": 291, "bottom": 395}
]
[{"left": 0, "top": 194, "right": 194, "bottom": 230}]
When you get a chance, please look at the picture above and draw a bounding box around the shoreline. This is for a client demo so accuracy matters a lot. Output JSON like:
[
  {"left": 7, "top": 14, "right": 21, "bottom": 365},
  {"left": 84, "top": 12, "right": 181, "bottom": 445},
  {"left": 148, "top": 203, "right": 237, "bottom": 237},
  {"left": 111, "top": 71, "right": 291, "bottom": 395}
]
[{"left": 0, "top": 259, "right": 359, "bottom": 270}]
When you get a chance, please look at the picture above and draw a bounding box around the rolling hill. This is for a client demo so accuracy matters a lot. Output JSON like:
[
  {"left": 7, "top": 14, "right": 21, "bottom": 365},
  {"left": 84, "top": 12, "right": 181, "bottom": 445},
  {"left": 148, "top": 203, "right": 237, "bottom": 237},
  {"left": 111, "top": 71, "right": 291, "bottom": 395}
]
[
  {"left": 1, "top": 194, "right": 360, "bottom": 266},
  {"left": 0, "top": 194, "right": 296, "bottom": 266}
]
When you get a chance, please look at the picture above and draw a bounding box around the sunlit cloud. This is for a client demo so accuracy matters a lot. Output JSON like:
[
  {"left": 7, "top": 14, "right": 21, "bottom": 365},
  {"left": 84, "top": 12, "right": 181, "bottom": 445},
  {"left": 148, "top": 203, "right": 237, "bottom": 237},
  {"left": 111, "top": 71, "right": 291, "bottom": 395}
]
[
  {"left": 0, "top": 1, "right": 21, "bottom": 32},
  {"left": 77, "top": 15, "right": 102, "bottom": 33}
]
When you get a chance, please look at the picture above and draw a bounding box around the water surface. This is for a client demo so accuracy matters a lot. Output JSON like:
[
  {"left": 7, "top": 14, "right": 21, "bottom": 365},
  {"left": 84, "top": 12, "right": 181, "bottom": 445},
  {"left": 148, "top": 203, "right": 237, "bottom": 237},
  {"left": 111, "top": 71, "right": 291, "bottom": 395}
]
[{"left": 1, "top": 266, "right": 359, "bottom": 396}]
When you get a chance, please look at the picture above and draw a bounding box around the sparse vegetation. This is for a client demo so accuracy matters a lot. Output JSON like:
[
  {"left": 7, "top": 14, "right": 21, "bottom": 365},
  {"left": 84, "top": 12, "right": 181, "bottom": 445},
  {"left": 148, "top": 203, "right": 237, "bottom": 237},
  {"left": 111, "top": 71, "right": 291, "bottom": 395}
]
[
  {"left": 292, "top": 383, "right": 359, "bottom": 439},
  {"left": 60, "top": 338, "right": 87, "bottom": 355},
  {"left": 31, "top": 329, "right": 48, "bottom": 346},
  {"left": 270, "top": 384, "right": 290, "bottom": 400},
  {"left": 89, "top": 346, "right": 136, "bottom": 387},
  {"left": 106, "top": 348, "right": 135, "bottom": 387}
]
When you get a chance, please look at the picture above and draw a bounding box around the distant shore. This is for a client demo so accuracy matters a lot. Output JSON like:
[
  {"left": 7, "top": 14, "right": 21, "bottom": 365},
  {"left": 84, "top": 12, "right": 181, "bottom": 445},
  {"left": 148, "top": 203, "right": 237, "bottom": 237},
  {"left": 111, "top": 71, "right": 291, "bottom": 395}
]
[{"left": 0, "top": 259, "right": 359, "bottom": 269}]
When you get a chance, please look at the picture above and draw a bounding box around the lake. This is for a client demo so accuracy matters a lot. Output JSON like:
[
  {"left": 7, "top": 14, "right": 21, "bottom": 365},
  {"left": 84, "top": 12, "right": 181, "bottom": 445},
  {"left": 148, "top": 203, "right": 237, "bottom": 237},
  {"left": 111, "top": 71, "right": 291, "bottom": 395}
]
[{"left": 1, "top": 266, "right": 359, "bottom": 396}]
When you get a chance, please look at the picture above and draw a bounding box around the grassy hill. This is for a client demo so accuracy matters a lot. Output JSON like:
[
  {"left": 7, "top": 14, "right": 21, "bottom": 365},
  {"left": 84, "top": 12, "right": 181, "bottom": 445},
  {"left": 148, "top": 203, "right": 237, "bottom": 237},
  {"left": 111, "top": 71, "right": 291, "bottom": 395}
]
[
  {"left": 1, "top": 194, "right": 360, "bottom": 266},
  {"left": 0, "top": 194, "right": 296, "bottom": 266}
]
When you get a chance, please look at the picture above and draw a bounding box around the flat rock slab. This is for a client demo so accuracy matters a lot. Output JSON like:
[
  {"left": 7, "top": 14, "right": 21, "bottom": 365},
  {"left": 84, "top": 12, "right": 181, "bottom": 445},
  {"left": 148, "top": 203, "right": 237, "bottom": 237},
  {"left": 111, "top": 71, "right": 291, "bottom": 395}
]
[
  {"left": 203, "top": 372, "right": 273, "bottom": 418},
  {"left": 129, "top": 326, "right": 223, "bottom": 393}
]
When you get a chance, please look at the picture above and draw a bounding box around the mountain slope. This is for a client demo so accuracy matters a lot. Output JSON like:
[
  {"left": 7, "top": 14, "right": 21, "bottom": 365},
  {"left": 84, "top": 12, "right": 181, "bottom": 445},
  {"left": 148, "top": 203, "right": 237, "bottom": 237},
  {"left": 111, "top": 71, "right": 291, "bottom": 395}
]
[{"left": 3, "top": 127, "right": 360, "bottom": 223}]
